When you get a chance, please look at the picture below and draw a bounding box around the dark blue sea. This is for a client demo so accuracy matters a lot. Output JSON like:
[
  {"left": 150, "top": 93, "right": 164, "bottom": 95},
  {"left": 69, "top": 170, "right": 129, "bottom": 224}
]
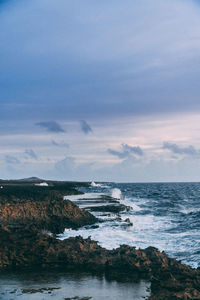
[{"left": 62, "top": 182, "right": 200, "bottom": 269}]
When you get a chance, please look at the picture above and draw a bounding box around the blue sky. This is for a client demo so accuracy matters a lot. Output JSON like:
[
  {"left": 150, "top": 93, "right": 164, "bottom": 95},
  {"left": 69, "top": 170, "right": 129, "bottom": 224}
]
[{"left": 1, "top": 0, "right": 200, "bottom": 181}]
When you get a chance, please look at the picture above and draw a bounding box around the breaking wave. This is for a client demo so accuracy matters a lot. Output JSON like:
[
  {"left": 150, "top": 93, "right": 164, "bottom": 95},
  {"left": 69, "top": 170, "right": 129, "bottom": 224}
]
[
  {"left": 111, "top": 188, "right": 123, "bottom": 199},
  {"left": 91, "top": 181, "right": 102, "bottom": 187},
  {"left": 61, "top": 182, "right": 200, "bottom": 268}
]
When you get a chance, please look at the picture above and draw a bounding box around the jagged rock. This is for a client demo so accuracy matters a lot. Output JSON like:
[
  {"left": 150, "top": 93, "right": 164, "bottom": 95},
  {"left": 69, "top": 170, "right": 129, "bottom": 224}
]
[
  {"left": 0, "top": 226, "right": 199, "bottom": 299},
  {"left": 85, "top": 204, "right": 127, "bottom": 213},
  {"left": 0, "top": 191, "right": 96, "bottom": 234}
]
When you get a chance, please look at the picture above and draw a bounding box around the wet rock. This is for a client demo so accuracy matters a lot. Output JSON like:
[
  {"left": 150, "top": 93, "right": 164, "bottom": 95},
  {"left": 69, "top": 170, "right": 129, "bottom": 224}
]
[
  {"left": 21, "top": 287, "right": 61, "bottom": 294},
  {"left": 123, "top": 218, "right": 133, "bottom": 226},
  {"left": 84, "top": 224, "right": 99, "bottom": 229},
  {"left": 85, "top": 204, "right": 127, "bottom": 213},
  {"left": 64, "top": 297, "right": 92, "bottom": 300}
]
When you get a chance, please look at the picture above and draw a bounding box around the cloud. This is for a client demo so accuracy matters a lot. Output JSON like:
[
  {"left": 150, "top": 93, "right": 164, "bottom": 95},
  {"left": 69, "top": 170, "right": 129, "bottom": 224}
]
[
  {"left": 54, "top": 156, "right": 75, "bottom": 177},
  {"left": 2, "top": 0, "right": 200, "bottom": 125},
  {"left": 162, "top": 142, "right": 200, "bottom": 156},
  {"left": 80, "top": 120, "right": 93, "bottom": 135},
  {"left": 5, "top": 155, "right": 20, "bottom": 164},
  {"left": 36, "top": 121, "right": 65, "bottom": 133},
  {"left": 108, "top": 143, "right": 143, "bottom": 159},
  {"left": 52, "top": 140, "right": 69, "bottom": 147},
  {"left": 25, "top": 149, "right": 38, "bottom": 159},
  {"left": 53, "top": 156, "right": 96, "bottom": 180}
]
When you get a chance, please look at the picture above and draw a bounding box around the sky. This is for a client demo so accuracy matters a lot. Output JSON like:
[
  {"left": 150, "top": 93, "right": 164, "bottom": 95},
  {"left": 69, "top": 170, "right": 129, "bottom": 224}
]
[{"left": 1, "top": 0, "right": 200, "bottom": 182}]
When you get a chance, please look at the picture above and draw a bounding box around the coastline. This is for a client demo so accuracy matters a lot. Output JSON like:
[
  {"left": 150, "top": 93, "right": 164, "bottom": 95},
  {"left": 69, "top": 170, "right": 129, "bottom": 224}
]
[{"left": 0, "top": 179, "right": 200, "bottom": 299}]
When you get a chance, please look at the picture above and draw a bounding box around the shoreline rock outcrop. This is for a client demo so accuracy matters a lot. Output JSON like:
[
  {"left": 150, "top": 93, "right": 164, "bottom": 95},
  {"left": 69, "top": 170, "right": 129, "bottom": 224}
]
[
  {"left": 0, "top": 225, "right": 200, "bottom": 299},
  {"left": 0, "top": 186, "right": 96, "bottom": 234}
]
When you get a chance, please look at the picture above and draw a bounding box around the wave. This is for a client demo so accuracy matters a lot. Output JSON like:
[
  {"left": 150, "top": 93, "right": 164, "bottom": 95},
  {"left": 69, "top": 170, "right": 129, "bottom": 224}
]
[
  {"left": 35, "top": 182, "right": 48, "bottom": 187},
  {"left": 111, "top": 188, "right": 124, "bottom": 200},
  {"left": 179, "top": 205, "right": 200, "bottom": 215},
  {"left": 64, "top": 192, "right": 103, "bottom": 201},
  {"left": 61, "top": 182, "right": 200, "bottom": 269},
  {"left": 91, "top": 181, "right": 102, "bottom": 187},
  {"left": 122, "top": 198, "right": 142, "bottom": 211}
]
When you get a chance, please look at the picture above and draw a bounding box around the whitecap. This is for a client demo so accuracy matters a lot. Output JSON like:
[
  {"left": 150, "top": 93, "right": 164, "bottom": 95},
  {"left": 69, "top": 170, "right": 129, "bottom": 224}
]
[
  {"left": 91, "top": 181, "right": 102, "bottom": 187},
  {"left": 64, "top": 192, "right": 103, "bottom": 201},
  {"left": 111, "top": 188, "right": 123, "bottom": 200},
  {"left": 35, "top": 182, "right": 48, "bottom": 187}
]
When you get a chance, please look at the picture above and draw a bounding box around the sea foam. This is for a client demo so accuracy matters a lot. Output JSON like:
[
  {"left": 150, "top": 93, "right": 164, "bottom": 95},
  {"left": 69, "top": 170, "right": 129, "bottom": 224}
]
[{"left": 112, "top": 188, "right": 123, "bottom": 199}]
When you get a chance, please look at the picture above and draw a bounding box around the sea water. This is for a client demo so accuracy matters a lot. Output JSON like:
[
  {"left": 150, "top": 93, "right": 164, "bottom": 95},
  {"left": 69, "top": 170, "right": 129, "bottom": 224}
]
[
  {"left": 0, "top": 271, "right": 150, "bottom": 300},
  {"left": 61, "top": 182, "right": 200, "bottom": 269}
]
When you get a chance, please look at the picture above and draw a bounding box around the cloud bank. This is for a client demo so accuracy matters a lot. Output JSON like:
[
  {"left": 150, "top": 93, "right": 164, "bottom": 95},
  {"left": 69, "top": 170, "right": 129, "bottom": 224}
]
[
  {"left": 1, "top": 0, "right": 200, "bottom": 124},
  {"left": 1, "top": 1, "right": 200, "bottom": 181}
]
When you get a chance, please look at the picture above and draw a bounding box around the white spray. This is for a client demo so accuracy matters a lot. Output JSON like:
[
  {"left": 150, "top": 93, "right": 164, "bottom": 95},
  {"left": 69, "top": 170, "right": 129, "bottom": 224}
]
[{"left": 112, "top": 188, "right": 123, "bottom": 200}]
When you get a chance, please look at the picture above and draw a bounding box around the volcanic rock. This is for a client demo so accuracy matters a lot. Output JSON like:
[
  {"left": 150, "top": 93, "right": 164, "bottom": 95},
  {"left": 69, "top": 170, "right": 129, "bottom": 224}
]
[
  {"left": 0, "top": 226, "right": 200, "bottom": 299},
  {"left": 0, "top": 190, "right": 96, "bottom": 234}
]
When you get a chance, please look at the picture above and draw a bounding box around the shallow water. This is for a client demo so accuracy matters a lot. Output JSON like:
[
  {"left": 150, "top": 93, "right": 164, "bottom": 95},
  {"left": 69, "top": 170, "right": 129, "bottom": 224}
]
[
  {"left": 0, "top": 271, "right": 150, "bottom": 300},
  {"left": 62, "top": 182, "right": 200, "bottom": 268}
]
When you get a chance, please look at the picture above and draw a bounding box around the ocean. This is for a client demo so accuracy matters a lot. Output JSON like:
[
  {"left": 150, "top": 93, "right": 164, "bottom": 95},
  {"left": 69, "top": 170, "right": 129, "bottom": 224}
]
[
  {"left": 60, "top": 182, "right": 200, "bottom": 269},
  {"left": 0, "top": 271, "right": 150, "bottom": 300}
]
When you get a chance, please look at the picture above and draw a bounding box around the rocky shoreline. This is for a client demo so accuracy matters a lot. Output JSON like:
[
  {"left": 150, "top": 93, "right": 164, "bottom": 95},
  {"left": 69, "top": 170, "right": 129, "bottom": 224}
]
[
  {"left": 0, "top": 181, "right": 96, "bottom": 233},
  {"left": 0, "top": 179, "right": 200, "bottom": 299}
]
